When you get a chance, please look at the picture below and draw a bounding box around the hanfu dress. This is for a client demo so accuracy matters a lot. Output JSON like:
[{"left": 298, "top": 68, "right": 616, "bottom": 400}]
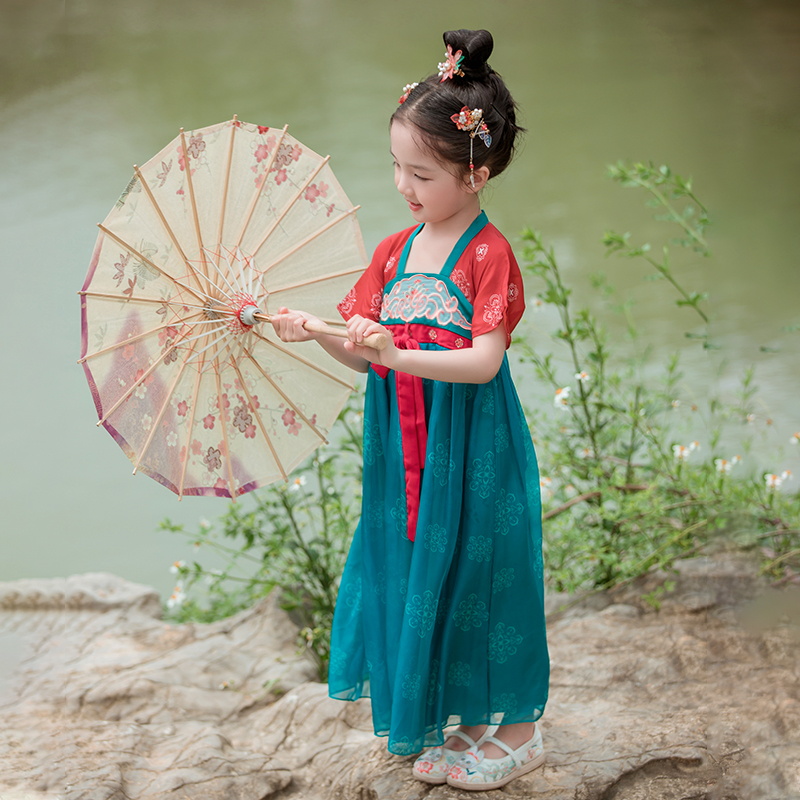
[{"left": 327, "top": 211, "right": 549, "bottom": 755}]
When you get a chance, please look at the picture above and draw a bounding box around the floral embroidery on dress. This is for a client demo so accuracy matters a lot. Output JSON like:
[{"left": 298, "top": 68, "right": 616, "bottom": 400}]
[
  {"left": 451, "top": 268, "right": 472, "bottom": 300},
  {"left": 494, "top": 423, "right": 510, "bottom": 452},
  {"left": 369, "top": 292, "right": 382, "bottom": 320},
  {"left": 467, "top": 535, "right": 493, "bottom": 563},
  {"left": 364, "top": 421, "right": 384, "bottom": 465},
  {"left": 390, "top": 495, "right": 407, "bottom": 536},
  {"left": 488, "top": 622, "right": 523, "bottom": 663},
  {"left": 508, "top": 282, "right": 520, "bottom": 303},
  {"left": 452, "top": 593, "right": 489, "bottom": 630},
  {"left": 402, "top": 672, "right": 421, "bottom": 700},
  {"left": 428, "top": 329, "right": 438, "bottom": 341},
  {"left": 476, "top": 243, "right": 489, "bottom": 261},
  {"left": 467, "top": 452, "right": 496, "bottom": 499},
  {"left": 338, "top": 287, "right": 357, "bottom": 316},
  {"left": 494, "top": 489, "right": 524, "bottom": 535},
  {"left": 426, "top": 440, "right": 456, "bottom": 486},
  {"left": 483, "top": 293, "right": 504, "bottom": 326},
  {"left": 385, "top": 256, "right": 397, "bottom": 273},
  {"left": 492, "top": 567, "right": 515, "bottom": 594},
  {"left": 405, "top": 591, "right": 438, "bottom": 638},
  {"left": 381, "top": 276, "right": 471, "bottom": 331},
  {"left": 424, "top": 523, "right": 448, "bottom": 553},
  {"left": 492, "top": 692, "right": 518, "bottom": 715}
]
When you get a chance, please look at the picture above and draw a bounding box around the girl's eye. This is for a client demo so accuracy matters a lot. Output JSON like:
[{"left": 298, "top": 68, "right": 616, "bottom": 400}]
[{"left": 414, "top": 174, "right": 429, "bottom": 181}]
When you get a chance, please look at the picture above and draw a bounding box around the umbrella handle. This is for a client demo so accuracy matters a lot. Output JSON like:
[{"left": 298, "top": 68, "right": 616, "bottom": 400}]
[{"left": 302, "top": 320, "right": 388, "bottom": 351}]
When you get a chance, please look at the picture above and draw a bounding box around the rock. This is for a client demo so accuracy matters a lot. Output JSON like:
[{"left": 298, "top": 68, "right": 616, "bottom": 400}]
[{"left": 0, "top": 551, "right": 798, "bottom": 799}]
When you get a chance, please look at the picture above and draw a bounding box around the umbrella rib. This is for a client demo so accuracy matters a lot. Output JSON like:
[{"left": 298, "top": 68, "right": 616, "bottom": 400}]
[
  {"left": 251, "top": 155, "right": 332, "bottom": 259},
  {"left": 97, "top": 224, "right": 212, "bottom": 305},
  {"left": 206, "top": 246, "right": 244, "bottom": 297},
  {"left": 215, "top": 116, "right": 238, "bottom": 256},
  {"left": 252, "top": 330, "right": 355, "bottom": 390},
  {"left": 132, "top": 344, "right": 196, "bottom": 475},
  {"left": 78, "top": 311, "right": 204, "bottom": 364},
  {"left": 214, "top": 368, "right": 238, "bottom": 499},
  {"left": 96, "top": 326, "right": 195, "bottom": 427},
  {"left": 79, "top": 290, "right": 223, "bottom": 317},
  {"left": 267, "top": 266, "right": 364, "bottom": 296},
  {"left": 242, "top": 345, "right": 328, "bottom": 444},
  {"left": 233, "top": 124, "right": 289, "bottom": 250},
  {"left": 179, "top": 128, "right": 211, "bottom": 296},
  {"left": 133, "top": 166, "right": 207, "bottom": 296},
  {"left": 258, "top": 206, "right": 361, "bottom": 279},
  {"left": 229, "top": 360, "right": 288, "bottom": 481},
  {"left": 178, "top": 350, "right": 206, "bottom": 499}
]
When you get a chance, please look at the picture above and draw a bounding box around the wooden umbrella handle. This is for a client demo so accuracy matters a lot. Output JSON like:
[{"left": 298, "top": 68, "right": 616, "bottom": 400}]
[
  {"left": 302, "top": 320, "right": 388, "bottom": 350},
  {"left": 251, "top": 311, "right": 387, "bottom": 350}
]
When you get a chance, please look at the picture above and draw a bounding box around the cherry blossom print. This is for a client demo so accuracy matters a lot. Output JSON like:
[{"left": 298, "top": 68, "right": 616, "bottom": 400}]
[
  {"left": 482, "top": 293, "right": 504, "bottom": 326},
  {"left": 508, "top": 282, "right": 519, "bottom": 303},
  {"left": 112, "top": 253, "right": 130, "bottom": 287},
  {"left": 122, "top": 343, "right": 135, "bottom": 360},
  {"left": 282, "top": 407, "right": 301, "bottom": 435},
  {"left": 475, "top": 243, "right": 489, "bottom": 261},
  {"left": 274, "top": 141, "right": 301, "bottom": 168},
  {"left": 190, "top": 439, "right": 203, "bottom": 456},
  {"left": 186, "top": 133, "right": 206, "bottom": 159},
  {"left": 203, "top": 446, "right": 222, "bottom": 471},
  {"left": 245, "top": 424, "right": 256, "bottom": 439},
  {"left": 233, "top": 405, "right": 254, "bottom": 433},
  {"left": 304, "top": 182, "right": 329, "bottom": 203},
  {"left": 141, "top": 414, "right": 153, "bottom": 430},
  {"left": 166, "top": 431, "right": 178, "bottom": 447},
  {"left": 177, "top": 400, "right": 188, "bottom": 417},
  {"left": 451, "top": 269, "right": 472, "bottom": 300},
  {"left": 257, "top": 125, "right": 269, "bottom": 134},
  {"left": 203, "top": 414, "right": 215, "bottom": 430},
  {"left": 338, "top": 287, "right": 357, "bottom": 316},
  {"left": 254, "top": 143, "right": 270, "bottom": 163},
  {"left": 274, "top": 167, "right": 288, "bottom": 185}
]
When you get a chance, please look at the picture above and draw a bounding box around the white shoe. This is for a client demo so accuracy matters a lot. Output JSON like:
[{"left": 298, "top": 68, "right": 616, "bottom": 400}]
[
  {"left": 411, "top": 724, "right": 499, "bottom": 785},
  {"left": 446, "top": 723, "right": 545, "bottom": 790}
]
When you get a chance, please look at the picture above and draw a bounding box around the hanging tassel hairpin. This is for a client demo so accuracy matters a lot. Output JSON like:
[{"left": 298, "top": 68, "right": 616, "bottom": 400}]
[{"left": 450, "top": 106, "right": 492, "bottom": 188}]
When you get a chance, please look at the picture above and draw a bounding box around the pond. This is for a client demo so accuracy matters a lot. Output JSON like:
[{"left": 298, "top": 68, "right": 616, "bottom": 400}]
[{"left": 1, "top": 0, "right": 798, "bottom": 598}]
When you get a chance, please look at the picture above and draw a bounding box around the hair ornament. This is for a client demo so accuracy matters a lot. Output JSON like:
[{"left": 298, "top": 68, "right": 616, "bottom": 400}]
[
  {"left": 398, "top": 82, "right": 419, "bottom": 105},
  {"left": 450, "top": 106, "right": 492, "bottom": 188},
  {"left": 437, "top": 44, "right": 465, "bottom": 82}
]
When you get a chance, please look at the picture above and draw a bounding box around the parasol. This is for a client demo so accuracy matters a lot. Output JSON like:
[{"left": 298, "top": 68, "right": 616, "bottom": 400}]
[{"left": 79, "top": 117, "right": 382, "bottom": 499}]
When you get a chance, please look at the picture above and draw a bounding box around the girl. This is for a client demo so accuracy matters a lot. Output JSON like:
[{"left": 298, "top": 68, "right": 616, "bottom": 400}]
[{"left": 271, "top": 29, "right": 549, "bottom": 791}]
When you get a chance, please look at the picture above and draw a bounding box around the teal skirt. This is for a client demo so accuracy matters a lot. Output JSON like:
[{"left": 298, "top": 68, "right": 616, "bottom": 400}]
[{"left": 328, "top": 348, "right": 549, "bottom": 755}]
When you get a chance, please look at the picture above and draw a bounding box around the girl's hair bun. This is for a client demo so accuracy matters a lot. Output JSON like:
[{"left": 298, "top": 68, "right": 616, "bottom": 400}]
[{"left": 443, "top": 29, "right": 494, "bottom": 79}]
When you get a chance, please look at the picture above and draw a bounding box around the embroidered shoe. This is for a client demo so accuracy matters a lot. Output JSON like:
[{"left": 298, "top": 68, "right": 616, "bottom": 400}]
[
  {"left": 446, "top": 723, "right": 545, "bottom": 790},
  {"left": 411, "top": 725, "right": 498, "bottom": 784}
]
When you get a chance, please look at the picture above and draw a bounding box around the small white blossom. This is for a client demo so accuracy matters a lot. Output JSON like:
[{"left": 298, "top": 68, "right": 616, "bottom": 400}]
[
  {"left": 731, "top": 455, "right": 742, "bottom": 464},
  {"left": 715, "top": 458, "right": 735, "bottom": 474},
  {"left": 554, "top": 387, "right": 570, "bottom": 410},
  {"left": 574, "top": 371, "right": 590, "bottom": 384},
  {"left": 564, "top": 483, "right": 578, "bottom": 498},
  {"left": 671, "top": 399, "right": 681, "bottom": 409},
  {"left": 531, "top": 299, "right": 543, "bottom": 313},
  {"left": 199, "top": 518, "right": 211, "bottom": 530},
  {"left": 166, "top": 583, "right": 185, "bottom": 609},
  {"left": 135, "top": 383, "right": 148, "bottom": 400},
  {"left": 781, "top": 470, "right": 793, "bottom": 482},
  {"left": 689, "top": 440, "right": 700, "bottom": 451},
  {"left": 765, "top": 473, "right": 783, "bottom": 490},
  {"left": 746, "top": 414, "right": 755, "bottom": 424},
  {"left": 290, "top": 475, "right": 307, "bottom": 492},
  {"left": 790, "top": 433, "right": 800, "bottom": 445},
  {"left": 169, "top": 560, "right": 185, "bottom": 575},
  {"left": 141, "top": 414, "right": 153, "bottom": 431},
  {"left": 673, "top": 444, "right": 691, "bottom": 461},
  {"left": 578, "top": 446, "right": 595, "bottom": 459},
  {"left": 166, "top": 431, "right": 178, "bottom": 447}
]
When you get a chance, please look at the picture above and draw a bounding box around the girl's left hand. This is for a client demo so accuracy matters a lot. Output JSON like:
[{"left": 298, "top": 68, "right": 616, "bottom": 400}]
[{"left": 344, "top": 315, "right": 396, "bottom": 366}]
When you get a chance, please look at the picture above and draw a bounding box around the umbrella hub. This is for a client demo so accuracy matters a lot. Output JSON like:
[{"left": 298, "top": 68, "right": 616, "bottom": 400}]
[{"left": 221, "top": 291, "right": 261, "bottom": 335}]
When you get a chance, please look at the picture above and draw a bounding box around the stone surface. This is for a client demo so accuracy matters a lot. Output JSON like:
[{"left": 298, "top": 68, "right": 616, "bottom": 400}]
[{"left": 0, "top": 553, "right": 798, "bottom": 799}]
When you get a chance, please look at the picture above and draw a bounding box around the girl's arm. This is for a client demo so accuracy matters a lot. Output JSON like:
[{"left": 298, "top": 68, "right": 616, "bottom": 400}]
[
  {"left": 270, "top": 307, "right": 371, "bottom": 373},
  {"left": 345, "top": 315, "right": 507, "bottom": 385}
]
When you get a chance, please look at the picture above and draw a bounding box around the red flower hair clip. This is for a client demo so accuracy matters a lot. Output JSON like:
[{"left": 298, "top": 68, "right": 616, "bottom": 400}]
[
  {"left": 437, "top": 44, "right": 465, "bottom": 82},
  {"left": 398, "top": 82, "right": 419, "bottom": 105}
]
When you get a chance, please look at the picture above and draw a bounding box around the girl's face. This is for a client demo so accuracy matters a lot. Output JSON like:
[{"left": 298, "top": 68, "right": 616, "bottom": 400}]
[{"left": 390, "top": 120, "right": 479, "bottom": 226}]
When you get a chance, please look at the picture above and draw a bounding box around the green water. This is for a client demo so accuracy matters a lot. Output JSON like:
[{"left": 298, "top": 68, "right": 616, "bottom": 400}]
[{"left": 1, "top": 0, "right": 798, "bottom": 598}]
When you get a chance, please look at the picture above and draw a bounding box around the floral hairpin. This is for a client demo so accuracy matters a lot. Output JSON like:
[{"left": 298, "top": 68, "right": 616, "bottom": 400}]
[
  {"left": 450, "top": 106, "right": 492, "bottom": 188},
  {"left": 398, "top": 82, "right": 419, "bottom": 105},
  {"left": 438, "top": 44, "right": 465, "bottom": 82}
]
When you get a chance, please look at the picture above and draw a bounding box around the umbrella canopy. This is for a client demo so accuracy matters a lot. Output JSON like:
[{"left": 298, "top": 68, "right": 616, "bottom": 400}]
[{"left": 79, "top": 118, "right": 368, "bottom": 498}]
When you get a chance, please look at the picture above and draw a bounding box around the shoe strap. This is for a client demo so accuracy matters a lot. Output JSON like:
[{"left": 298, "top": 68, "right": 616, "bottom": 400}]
[
  {"left": 447, "top": 729, "right": 480, "bottom": 749},
  {"left": 480, "top": 735, "right": 521, "bottom": 767}
]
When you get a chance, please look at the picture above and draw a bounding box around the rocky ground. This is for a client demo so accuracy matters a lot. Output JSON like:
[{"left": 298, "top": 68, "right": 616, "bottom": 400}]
[{"left": 0, "top": 548, "right": 797, "bottom": 800}]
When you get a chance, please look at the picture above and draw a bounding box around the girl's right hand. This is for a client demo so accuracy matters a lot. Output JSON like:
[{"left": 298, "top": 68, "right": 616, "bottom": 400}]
[{"left": 270, "top": 307, "right": 321, "bottom": 343}]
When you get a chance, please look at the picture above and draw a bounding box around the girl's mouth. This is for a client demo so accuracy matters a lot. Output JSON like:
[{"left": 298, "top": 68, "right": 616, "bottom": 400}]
[{"left": 407, "top": 200, "right": 422, "bottom": 212}]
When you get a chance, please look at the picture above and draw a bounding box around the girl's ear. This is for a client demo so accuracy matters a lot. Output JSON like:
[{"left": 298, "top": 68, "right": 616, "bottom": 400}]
[{"left": 470, "top": 165, "right": 491, "bottom": 192}]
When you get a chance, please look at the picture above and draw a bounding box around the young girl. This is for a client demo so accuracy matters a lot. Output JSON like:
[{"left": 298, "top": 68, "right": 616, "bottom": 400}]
[{"left": 271, "top": 29, "right": 549, "bottom": 791}]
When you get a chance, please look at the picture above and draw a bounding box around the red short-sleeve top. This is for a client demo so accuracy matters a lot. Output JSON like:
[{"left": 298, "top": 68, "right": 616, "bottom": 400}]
[{"left": 337, "top": 213, "right": 525, "bottom": 348}]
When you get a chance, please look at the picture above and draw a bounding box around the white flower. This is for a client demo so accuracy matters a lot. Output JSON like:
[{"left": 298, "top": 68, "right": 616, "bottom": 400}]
[
  {"left": 290, "top": 475, "right": 307, "bottom": 492},
  {"left": 689, "top": 441, "right": 700, "bottom": 451},
  {"left": 531, "top": 299, "right": 543, "bottom": 313},
  {"left": 673, "top": 444, "right": 691, "bottom": 461},
  {"left": 765, "top": 473, "right": 783, "bottom": 490},
  {"left": 199, "top": 518, "right": 211, "bottom": 530},
  {"left": 746, "top": 414, "right": 755, "bottom": 424},
  {"left": 141, "top": 414, "right": 153, "bottom": 431},
  {"left": 671, "top": 399, "right": 681, "bottom": 409},
  {"left": 731, "top": 455, "right": 742, "bottom": 464},
  {"left": 539, "top": 476, "right": 553, "bottom": 499},
  {"left": 134, "top": 383, "right": 148, "bottom": 399},
  {"left": 715, "top": 458, "right": 734, "bottom": 474},
  {"left": 578, "top": 446, "right": 595, "bottom": 459},
  {"left": 554, "top": 387, "right": 570, "bottom": 410},
  {"left": 166, "top": 431, "right": 178, "bottom": 447},
  {"left": 167, "top": 583, "right": 185, "bottom": 609},
  {"left": 118, "top": 377, "right": 127, "bottom": 387},
  {"left": 169, "top": 560, "right": 185, "bottom": 575},
  {"left": 564, "top": 483, "right": 578, "bottom": 498},
  {"left": 781, "top": 470, "right": 793, "bottom": 482},
  {"left": 574, "top": 371, "right": 590, "bottom": 384},
  {"left": 790, "top": 433, "right": 800, "bottom": 445}
]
